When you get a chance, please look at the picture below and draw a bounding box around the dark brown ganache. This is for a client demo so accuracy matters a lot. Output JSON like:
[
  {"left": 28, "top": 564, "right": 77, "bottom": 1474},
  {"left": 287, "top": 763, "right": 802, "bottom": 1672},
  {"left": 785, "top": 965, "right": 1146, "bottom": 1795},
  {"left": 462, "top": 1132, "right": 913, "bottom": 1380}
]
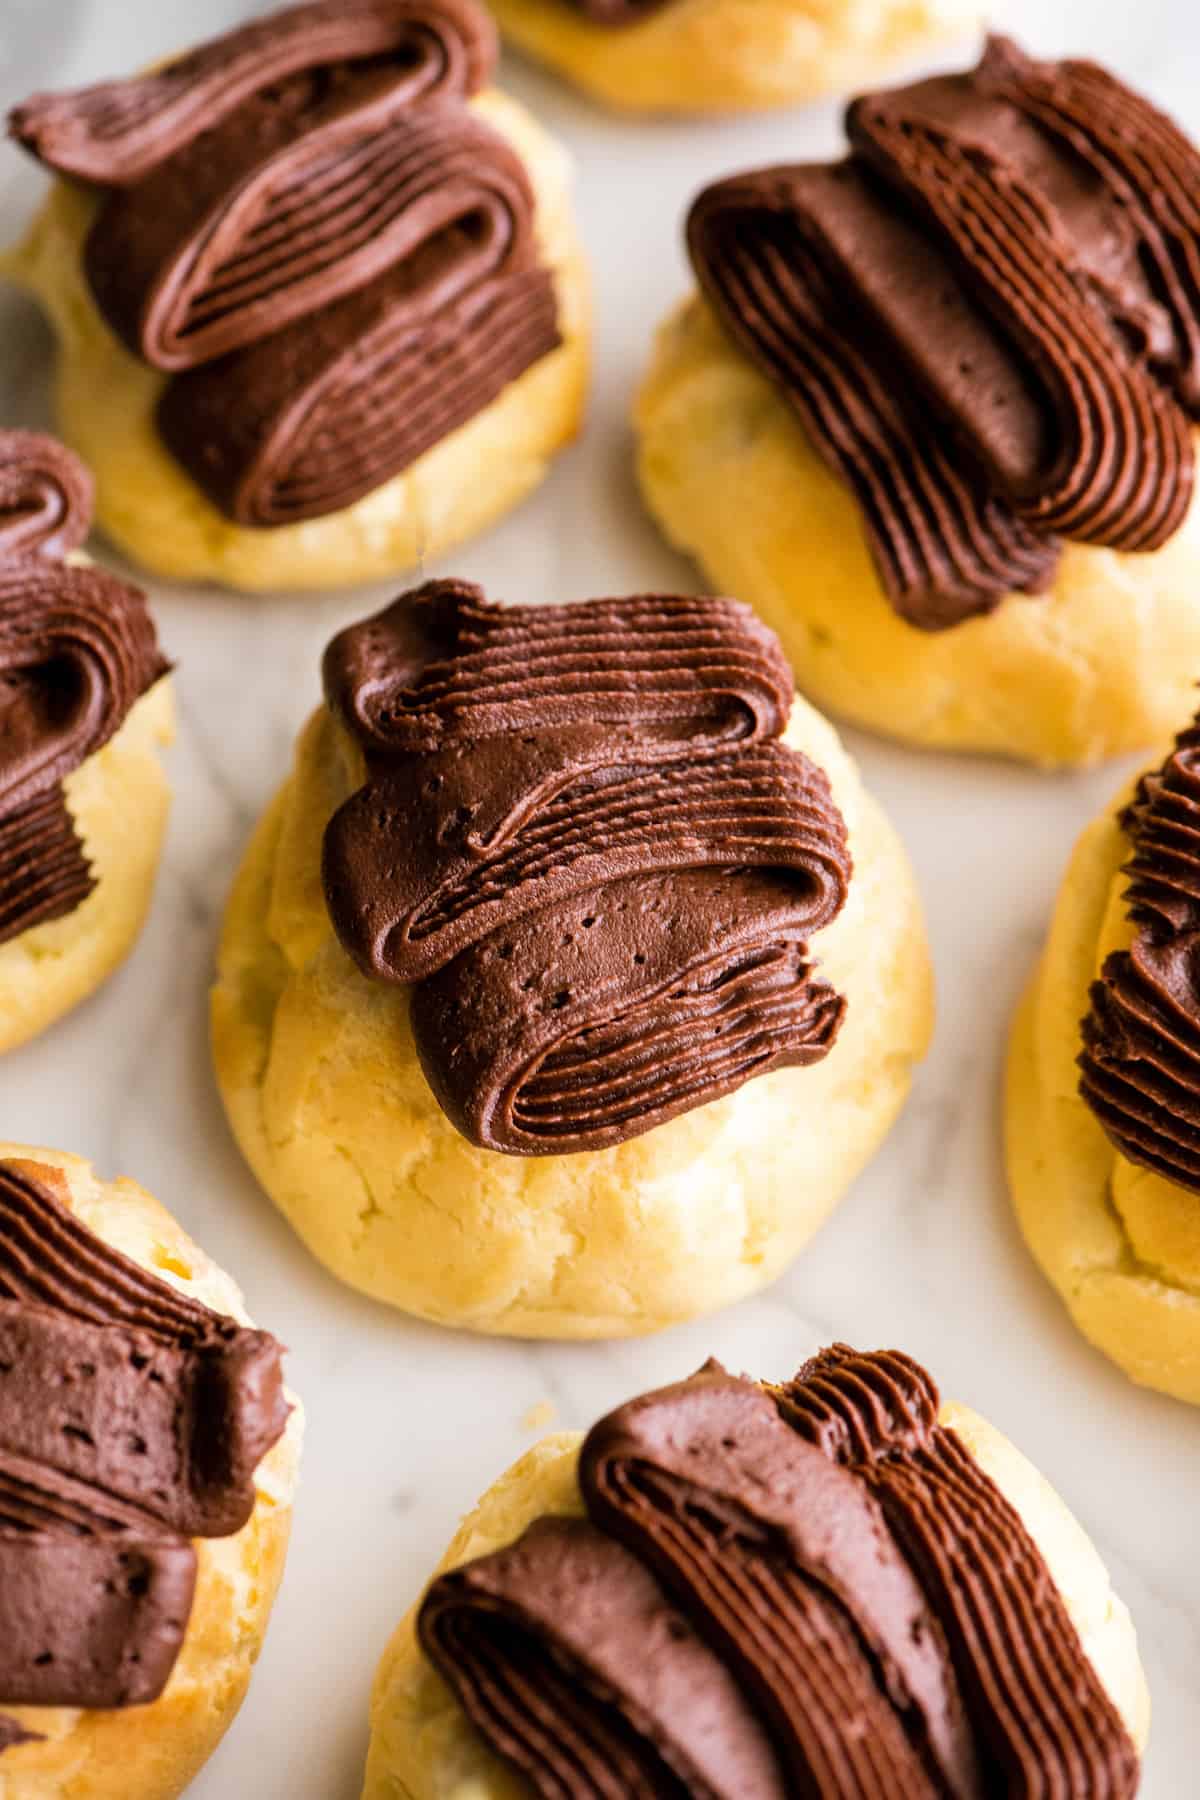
[
  {"left": 0, "top": 429, "right": 167, "bottom": 947},
  {"left": 419, "top": 1345, "right": 1140, "bottom": 1799},
  {"left": 9, "top": 0, "right": 561, "bottom": 530},
  {"left": 1080, "top": 709, "right": 1200, "bottom": 1192},
  {"left": 0, "top": 1158, "right": 290, "bottom": 1750},
  {"left": 320, "top": 579, "right": 852, "bottom": 1156},
  {"left": 688, "top": 34, "right": 1200, "bottom": 630}
]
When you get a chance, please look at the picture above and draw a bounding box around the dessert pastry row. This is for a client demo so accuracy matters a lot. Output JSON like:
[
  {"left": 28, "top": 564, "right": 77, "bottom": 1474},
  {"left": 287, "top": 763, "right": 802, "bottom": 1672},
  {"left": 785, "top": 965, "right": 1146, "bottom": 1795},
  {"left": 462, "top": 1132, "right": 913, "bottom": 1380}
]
[
  {"left": 2, "top": 420, "right": 1198, "bottom": 1397},
  {"left": 0, "top": 1141, "right": 1153, "bottom": 1798},
  {"left": 9, "top": 8, "right": 1200, "bottom": 769}
]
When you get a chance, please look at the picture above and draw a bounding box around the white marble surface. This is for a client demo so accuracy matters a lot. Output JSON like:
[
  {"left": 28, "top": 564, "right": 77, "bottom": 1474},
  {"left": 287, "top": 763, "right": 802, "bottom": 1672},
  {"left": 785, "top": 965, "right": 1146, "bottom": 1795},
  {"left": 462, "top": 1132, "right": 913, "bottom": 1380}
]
[{"left": 1, "top": 2, "right": 1198, "bottom": 1795}]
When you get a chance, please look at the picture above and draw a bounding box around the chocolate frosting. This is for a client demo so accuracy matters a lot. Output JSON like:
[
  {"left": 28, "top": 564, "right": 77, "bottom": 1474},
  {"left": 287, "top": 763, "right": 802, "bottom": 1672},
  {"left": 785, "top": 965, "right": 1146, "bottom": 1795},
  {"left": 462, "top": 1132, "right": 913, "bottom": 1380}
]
[
  {"left": 0, "top": 430, "right": 93, "bottom": 560},
  {"left": 420, "top": 1346, "right": 1139, "bottom": 1798},
  {"left": 419, "top": 1515, "right": 788, "bottom": 1798},
  {"left": 1080, "top": 711, "right": 1200, "bottom": 1190},
  {"left": 10, "top": 0, "right": 561, "bottom": 529},
  {"left": 0, "top": 431, "right": 168, "bottom": 948},
  {"left": 322, "top": 581, "right": 852, "bottom": 1155},
  {"left": 0, "top": 1159, "right": 290, "bottom": 1717},
  {"left": 689, "top": 35, "right": 1200, "bottom": 630}
]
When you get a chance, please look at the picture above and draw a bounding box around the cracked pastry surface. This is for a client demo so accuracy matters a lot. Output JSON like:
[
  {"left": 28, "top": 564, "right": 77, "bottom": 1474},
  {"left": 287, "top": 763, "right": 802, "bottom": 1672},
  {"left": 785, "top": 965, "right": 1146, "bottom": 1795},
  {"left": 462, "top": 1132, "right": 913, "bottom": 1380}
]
[
  {"left": 211, "top": 676, "right": 931, "bottom": 1338},
  {"left": 360, "top": 1373, "right": 1147, "bottom": 1798},
  {"left": 0, "top": 1143, "right": 302, "bottom": 1800},
  {"left": 489, "top": 0, "right": 977, "bottom": 115},
  {"left": 1007, "top": 747, "right": 1200, "bottom": 1404},
  {"left": 3, "top": 88, "right": 588, "bottom": 595}
]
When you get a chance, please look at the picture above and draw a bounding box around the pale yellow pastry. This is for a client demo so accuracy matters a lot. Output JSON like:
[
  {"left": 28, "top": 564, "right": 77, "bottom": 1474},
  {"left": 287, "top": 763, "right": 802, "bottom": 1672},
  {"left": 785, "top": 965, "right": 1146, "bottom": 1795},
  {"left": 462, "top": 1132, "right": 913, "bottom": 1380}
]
[
  {"left": 638, "top": 299, "right": 1200, "bottom": 769},
  {"left": 492, "top": 0, "right": 977, "bottom": 115},
  {"left": 0, "top": 1143, "right": 303, "bottom": 1800},
  {"left": 3, "top": 89, "right": 589, "bottom": 595},
  {"left": 1007, "top": 757, "right": 1200, "bottom": 1406},
  {"left": 212, "top": 689, "right": 933, "bottom": 1339},
  {"left": 0, "top": 681, "right": 174, "bottom": 1056},
  {"left": 361, "top": 1406, "right": 1149, "bottom": 1799}
]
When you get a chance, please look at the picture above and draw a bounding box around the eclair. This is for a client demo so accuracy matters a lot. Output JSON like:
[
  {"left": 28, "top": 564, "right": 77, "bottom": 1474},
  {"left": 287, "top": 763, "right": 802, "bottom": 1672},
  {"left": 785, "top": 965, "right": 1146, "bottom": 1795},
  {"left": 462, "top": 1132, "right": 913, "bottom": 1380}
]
[
  {"left": 5, "top": 0, "right": 589, "bottom": 593},
  {"left": 491, "top": 0, "right": 977, "bottom": 116},
  {"left": 364, "top": 1344, "right": 1147, "bottom": 1797},
  {"left": 638, "top": 36, "right": 1200, "bottom": 765},
  {"left": 0, "top": 1145, "right": 301, "bottom": 1798},
  {"left": 212, "top": 580, "right": 932, "bottom": 1335},
  {"left": 1009, "top": 699, "right": 1200, "bottom": 1403},
  {"left": 0, "top": 429, "right": 171, "bottom": 1053}
]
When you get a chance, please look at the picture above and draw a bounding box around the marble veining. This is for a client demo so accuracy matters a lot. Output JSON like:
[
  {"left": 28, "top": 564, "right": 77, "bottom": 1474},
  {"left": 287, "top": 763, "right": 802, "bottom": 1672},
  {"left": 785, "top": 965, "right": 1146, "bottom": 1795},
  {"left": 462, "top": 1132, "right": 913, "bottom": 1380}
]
[{"left": 1, "top": 1, "right": 1198, "bottom": 1794}]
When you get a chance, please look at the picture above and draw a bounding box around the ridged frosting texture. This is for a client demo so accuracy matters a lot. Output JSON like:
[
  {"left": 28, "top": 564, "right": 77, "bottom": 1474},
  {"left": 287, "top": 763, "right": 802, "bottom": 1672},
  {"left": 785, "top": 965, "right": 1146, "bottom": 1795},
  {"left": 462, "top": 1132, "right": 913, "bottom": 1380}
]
[
  {"left": 321, "top": 580, "right": 852, "bottom": 1156},
  {"left": 419, "top": 1346, "right": 1139, "bottom": 1798},
  {"left": 0, "top": 1159, "right": 290, "bottom": 1741},
  {"left": 10, "top": 0, "right": 561, "bottom": 529},
  {"left": 0, "top": 429, "right": 167, "bottom": 947},
  {"left": 688, "top": 34, "right": 1200, "bottom": 631},
  {"left": 1081, "top": 710, "right": 1200, "bottom": 1190}
]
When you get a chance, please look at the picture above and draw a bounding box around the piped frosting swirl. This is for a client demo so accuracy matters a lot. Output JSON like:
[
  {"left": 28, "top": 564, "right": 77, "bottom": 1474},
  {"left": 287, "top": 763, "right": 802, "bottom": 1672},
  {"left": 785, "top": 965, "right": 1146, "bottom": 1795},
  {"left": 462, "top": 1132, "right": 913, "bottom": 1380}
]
[
  {"left": 0, "top": 430, "right": 167, "bottom": 948},
  {"left": 688, "top": 35, "right": 1200, "bottom": 631},
  {"left": 0, "top": 1158, "right": 289, "bottom": 1733},
  {"left": 10, "top": 0, "right": 561, "bottom": 529},
  {"left": 1081, "top": 710, "right": 1200, "bottom": 1191},
  {"left": 419, "top": 1345, "right": 1139, "bottom": 1798},
  {"left": 321, "top": 580, "right": 852, "bottom": 1155}
]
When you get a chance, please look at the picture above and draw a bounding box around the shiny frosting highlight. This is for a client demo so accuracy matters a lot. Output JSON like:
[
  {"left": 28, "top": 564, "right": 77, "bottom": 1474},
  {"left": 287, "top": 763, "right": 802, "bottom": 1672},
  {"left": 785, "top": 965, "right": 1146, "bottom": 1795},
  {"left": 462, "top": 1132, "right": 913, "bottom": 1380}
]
[
  {"left": 1081, "top": 711, "right": 1200, "bottom": 1191},
  {"left": 0, "top": 430, "right": 94, "bottom": 561},
  {"left": 0, "top": 1159, "right": 289, "bottom": 1733},
  {"left": 419, "top": 1346, "right": 1139, "bottom": 1799},
  {"left": 688, "top": 35, "right": 1200, "bottom": 630},
  {"left": 322, "top": 580, "right": 852, "bottom": 1156},
  {"left": 10, "top": 0, "right": 561, "bottom": 529},
  {"left": 0, "top": 430, "right": 167, "bottom": 947}
]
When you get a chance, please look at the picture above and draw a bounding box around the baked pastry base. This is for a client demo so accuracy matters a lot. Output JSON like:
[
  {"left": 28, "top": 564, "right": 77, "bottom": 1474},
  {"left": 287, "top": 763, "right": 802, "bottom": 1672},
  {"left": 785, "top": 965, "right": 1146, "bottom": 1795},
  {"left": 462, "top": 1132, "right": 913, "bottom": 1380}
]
[
  {"left": 211, "top": 693, "right": 933, "bottom": 1338},
  {"left": 0, "top": 681, "right": 173, "bottom": 1055},
  {"left": 492, "top": 0, "right": 977, "bottom": 113},
  {"left": 637, "top": 300, "right": 1200, "bottom": 768},
  {"left": 0, "top": 1143, "right": 302, "bottom": 1800},
  {"left": 2, "top": 92, "right": 590, "bottom": 595},
  {"left": 1006, "top": 766, "right": 1200, "bottom": 1404},
  {"left": 361, "top": 1409, "right": 1149, "bottom": 1798}
]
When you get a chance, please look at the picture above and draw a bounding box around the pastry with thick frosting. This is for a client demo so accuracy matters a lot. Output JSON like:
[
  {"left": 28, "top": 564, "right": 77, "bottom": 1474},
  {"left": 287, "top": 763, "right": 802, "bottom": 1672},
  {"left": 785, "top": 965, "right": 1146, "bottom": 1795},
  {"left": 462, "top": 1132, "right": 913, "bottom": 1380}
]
[
  {"left": 0, "top": 429, "right": 172, "bottom": 1053},
  {"left": 490, "top": 0, "right": 976, "bottom": 115},
  {"left": 212, "top": 579, "right": 931, "bottom": 1335},
  {"left": 3, "top": 0, "right": 588, "bottom": 593},
  {"left": 362, "top": 1343, "right": 1148, "bottom": 1797},
  {"left": 1009, "top": 700, "right": 1200, "bottom": 1403},
  {"left": 0, "top": 1142, "right": 302, "bottom": 1798},
  {"left": 638, "top": 36, "right": 1200, "bottom": 766}
]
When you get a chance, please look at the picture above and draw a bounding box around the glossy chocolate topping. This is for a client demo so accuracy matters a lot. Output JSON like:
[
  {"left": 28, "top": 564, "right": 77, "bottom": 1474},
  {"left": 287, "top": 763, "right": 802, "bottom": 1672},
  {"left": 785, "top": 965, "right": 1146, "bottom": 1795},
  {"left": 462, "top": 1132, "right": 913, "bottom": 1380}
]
[
  {"left": 0, "top": 431, "right": 168, "bottom": 948},
  {"left": 0, "top": 430, "right": 93, "bottom": 560},
  {"left": 0, "top": 1159, "right": 289, "bottom": 1717},
  {"left": 322, "top": 581, "right": 852, "bottom": 1155},
  {"left": 10, "top": 0, "right": 561, "bottom": 529},
  {"left": 420, "top": 1515, "right": 788, "bottom": 1798},
  {"left": 10, "top": 0, "right": 495, "bottom": 185},
  {"left": 420, "top": 1347, "right": 1139, "bottom": 1799},
  {"left": 1080, "top": 711, "right": 1200, "bottom": 1191},
  {"left": 689, "top": 35, "right": 1200, "bottom": 630}
]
